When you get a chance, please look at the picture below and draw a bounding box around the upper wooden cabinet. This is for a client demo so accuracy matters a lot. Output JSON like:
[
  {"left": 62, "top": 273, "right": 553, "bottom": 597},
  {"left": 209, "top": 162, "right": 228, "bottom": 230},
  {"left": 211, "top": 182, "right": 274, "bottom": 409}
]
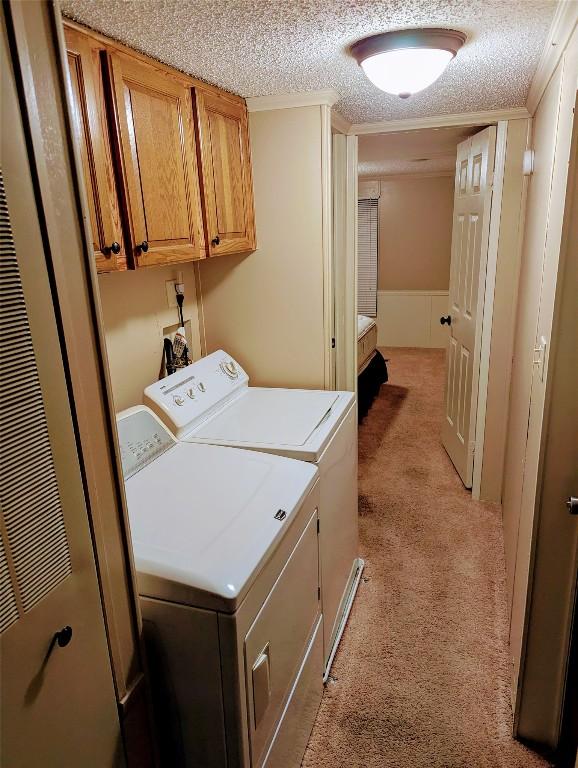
[
  {"left": 107, "top": 53, "right": 205, "bottom": 267},
  {"left": 64, "top": 27, "right": 127, "bottom": 273},
  {"left": 194, "top": 89, "right": 256, "bottom": 256},
  {"left": 63, "top": 22, "right": 256, "bottom": 270}
]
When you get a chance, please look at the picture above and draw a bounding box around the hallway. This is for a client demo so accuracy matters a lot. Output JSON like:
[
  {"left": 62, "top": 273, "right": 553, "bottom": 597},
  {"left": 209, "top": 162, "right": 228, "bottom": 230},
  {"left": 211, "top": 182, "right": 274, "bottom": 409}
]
[{"left": 302, "top": 348, "right": 551, "bottom": 768}]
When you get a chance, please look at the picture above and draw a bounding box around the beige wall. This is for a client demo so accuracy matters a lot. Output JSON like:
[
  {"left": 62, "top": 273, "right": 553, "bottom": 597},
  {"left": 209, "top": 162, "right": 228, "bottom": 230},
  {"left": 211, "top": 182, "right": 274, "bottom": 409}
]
[
  {"left": 377, "top": 175, "right": 454, "bottom": 291},
  {"left": 501, "top": 23, "right": 578, "bottom": 746},
  {"left": 196, "top": 105, "right": 327, "bottom": 389},
  {"left": 98, "top": 262, "right": 202, "bottom": 411}
]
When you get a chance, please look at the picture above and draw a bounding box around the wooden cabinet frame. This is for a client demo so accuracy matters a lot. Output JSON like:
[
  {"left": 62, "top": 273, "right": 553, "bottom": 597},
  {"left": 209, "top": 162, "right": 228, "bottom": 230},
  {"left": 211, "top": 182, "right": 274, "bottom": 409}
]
[
  {"left": 64, "top": 26, "right": 127, "bottom": 272},
  {"left": 63, "top": 20, "right": 256, "bottom": 271}
]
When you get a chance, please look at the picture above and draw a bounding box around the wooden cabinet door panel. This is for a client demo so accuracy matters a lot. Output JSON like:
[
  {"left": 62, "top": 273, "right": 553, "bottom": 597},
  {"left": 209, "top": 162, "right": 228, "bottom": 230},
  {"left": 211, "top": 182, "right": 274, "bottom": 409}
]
[
  {"left": 64, "top": 28, "right": 126, "bottom": 272},
  {"left": 195, "top": 89, "right": 256, "bottom": 256},
  {"left": 108, "top": 53, "right": 204, "bottom": 267}
]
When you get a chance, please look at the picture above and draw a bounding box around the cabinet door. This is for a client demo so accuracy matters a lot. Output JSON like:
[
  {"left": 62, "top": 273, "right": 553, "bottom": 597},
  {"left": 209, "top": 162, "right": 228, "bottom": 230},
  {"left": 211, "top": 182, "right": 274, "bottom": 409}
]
[
  {"left": 195, "top": 89, "right": 256, "bottom": 256},
  {"left": 64, "top": 28, "right": 127, "bottom": 272},
  {"left": 108, "top": 52, "right": 205, "bottom": 267}
]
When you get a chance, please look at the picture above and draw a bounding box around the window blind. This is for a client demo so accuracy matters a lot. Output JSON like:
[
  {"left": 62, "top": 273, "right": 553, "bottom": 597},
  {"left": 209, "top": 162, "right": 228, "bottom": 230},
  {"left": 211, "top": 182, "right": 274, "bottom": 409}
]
[{"left": 357, "top": 198, "right": 378, "bottom": 317}]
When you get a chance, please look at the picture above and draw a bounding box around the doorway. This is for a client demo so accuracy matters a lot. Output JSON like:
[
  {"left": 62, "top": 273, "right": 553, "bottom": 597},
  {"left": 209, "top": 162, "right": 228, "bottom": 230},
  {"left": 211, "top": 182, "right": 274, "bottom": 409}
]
[
  {"left": 349, "top": 118, "right": 530, "bottom": 504},
  {"left": 354, "top": 124, "right": 485, "bottom": 458}
]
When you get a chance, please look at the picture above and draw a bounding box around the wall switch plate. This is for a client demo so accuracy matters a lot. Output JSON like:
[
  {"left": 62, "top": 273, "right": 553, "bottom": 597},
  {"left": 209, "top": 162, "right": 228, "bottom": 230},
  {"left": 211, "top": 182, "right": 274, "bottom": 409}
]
[
  {"left": 533, "top": 336, "right": 547, "bottom": 382},
  {"left": 165, "top": 280, "right": 177, "bottom": 308}
]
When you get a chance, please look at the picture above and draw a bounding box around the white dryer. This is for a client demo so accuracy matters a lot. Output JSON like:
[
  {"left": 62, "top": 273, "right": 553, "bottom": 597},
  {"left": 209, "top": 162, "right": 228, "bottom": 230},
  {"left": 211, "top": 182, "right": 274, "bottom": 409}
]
[
  {"left": 117, "top": 406, "right": 322, "bottom": 768},
  {"left": 144, "top": 350, "right": 363, "bottom": 678}
]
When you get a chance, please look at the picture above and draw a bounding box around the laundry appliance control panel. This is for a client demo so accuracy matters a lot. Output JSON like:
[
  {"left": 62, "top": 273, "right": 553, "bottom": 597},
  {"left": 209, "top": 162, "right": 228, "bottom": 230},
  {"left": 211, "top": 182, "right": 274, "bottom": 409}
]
[
  {"left": 144, "top": 350, "right": 249, "bottom": 439},
  {"left": 117, "top": 406, "right": 176, "bottom": 479}
]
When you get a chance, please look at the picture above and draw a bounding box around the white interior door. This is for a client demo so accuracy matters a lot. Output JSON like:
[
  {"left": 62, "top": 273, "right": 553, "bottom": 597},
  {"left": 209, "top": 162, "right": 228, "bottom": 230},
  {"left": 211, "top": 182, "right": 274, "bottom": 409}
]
[
  {"left": 442, "top": 127, "right": 496, "bottom": 487},
  {"left": 1, "top": 26, "right": 121, "bottom": 764}
]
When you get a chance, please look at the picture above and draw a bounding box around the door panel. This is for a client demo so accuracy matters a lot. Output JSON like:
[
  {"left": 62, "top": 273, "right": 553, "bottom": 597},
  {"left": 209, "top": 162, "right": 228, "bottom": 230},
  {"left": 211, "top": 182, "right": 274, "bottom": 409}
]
[
  {"left": 442, "top": 127, "right": 496, "bottom": 487},
  {"left": 245, "top": 513, "right": 319, "bottom": 766},
  {"left": 0, "top": 162, "right": 120, "bottom": 766},
  {"left": 64, "top": 28, "right": 126, "bottom": 272},
  {"left": 195, "top": 88, "right": 256, "bottom": 256},
  {"left": 209, "top": 110, "right": 246, "bottom": 235},
  {"left": 108, "top": 52, "right": 204, "bottom": 267}
]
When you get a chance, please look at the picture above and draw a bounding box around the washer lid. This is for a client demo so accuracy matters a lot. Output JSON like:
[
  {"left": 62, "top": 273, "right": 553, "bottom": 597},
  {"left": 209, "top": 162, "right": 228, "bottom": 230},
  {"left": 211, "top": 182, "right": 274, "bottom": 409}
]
[
  {"left": 193, "top": 388, "right": 340, "bottom": 447},
  {"left": 124, "top": 441, "right": 317, "bottom": 612}
]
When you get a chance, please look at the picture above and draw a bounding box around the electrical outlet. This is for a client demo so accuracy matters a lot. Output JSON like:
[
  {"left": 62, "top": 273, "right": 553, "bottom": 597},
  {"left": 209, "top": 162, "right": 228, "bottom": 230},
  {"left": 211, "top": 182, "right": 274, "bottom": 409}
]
[{"left": 165, "top": 279, "right": 177, "bottom": 308}]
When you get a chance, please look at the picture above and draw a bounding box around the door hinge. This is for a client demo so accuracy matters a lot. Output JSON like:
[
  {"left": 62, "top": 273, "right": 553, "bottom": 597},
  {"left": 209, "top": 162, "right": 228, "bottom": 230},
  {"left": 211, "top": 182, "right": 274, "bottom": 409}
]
[{"left": 331, "top": 338, "right": 336, "bottom": 349}]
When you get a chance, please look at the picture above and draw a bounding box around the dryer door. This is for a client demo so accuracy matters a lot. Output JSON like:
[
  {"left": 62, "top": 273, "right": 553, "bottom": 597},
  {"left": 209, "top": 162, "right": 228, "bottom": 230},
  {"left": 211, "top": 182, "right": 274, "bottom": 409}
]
[{"left": 244, "top": 512, "right": 320, "bottom": 766}]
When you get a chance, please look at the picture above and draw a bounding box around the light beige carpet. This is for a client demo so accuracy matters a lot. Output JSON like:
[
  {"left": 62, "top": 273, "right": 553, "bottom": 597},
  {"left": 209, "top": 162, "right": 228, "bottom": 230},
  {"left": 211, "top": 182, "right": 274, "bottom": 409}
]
[{"left": 302, "top": 348, "right": 551, "bottom": 768}]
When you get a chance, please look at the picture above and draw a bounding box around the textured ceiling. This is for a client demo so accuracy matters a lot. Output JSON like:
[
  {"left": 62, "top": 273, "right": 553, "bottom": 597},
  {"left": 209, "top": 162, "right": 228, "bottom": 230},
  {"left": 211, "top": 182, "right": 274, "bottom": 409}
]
[
  {"left": 358, "top": 125, "right": 479, "bottom": 176},
  {"left": 61, "top": 0, "right": 557, "bottom": 124}
]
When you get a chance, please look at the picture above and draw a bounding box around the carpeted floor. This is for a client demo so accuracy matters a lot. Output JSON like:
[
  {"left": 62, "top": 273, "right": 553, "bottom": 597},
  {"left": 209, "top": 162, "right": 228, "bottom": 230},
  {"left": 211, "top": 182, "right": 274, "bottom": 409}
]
[{"left": 302, "top": 347, "right": 551, "bottom": 768}]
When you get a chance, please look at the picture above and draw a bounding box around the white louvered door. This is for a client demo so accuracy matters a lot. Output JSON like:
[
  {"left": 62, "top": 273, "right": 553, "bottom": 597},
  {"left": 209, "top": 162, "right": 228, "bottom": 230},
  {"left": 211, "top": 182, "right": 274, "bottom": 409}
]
[
  {"left": 442, "top": 127, "right": 496, "bottom": 488},
  {"left": 0, "top": 164, "right": 120, "bottom": 764}
]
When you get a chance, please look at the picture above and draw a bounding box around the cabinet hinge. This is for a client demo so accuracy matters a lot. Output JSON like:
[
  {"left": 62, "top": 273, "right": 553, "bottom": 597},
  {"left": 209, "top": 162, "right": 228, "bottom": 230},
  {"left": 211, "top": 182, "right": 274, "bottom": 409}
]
[
  {"left": 331, "top": 338, "right": 336, "bottom": 349},
  {"left": 317, "top": 586, "right": 321, "bottom": 601},
  {"left": 317, "top": 518, "right": 320, "bottom": 534}
]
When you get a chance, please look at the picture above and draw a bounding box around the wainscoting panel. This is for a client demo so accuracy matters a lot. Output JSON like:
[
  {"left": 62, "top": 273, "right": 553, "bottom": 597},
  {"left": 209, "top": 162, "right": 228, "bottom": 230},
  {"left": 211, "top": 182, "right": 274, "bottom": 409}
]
[{"left": 377, "top": 290, "right": 450, "bottom": 348}]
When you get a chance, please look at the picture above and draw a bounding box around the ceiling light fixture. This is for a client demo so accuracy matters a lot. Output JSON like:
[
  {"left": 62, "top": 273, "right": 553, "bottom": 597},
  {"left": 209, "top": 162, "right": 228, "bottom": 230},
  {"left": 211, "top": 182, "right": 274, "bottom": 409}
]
[{"left": 351, "top": 28, "right": 466, "bottom": 98}]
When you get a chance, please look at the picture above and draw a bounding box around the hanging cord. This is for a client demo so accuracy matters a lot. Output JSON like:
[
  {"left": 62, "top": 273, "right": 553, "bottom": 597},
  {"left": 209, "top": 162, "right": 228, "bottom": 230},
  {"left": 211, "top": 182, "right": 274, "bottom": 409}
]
[
  {"left": 173, "top": 278, "right": 190, "bottom": 367},
  {"left": 163, "top": 337, "right": 176, "bottom": 376},
  {"left": 176, "top": 292, "right": 185, "bottom": 327}
]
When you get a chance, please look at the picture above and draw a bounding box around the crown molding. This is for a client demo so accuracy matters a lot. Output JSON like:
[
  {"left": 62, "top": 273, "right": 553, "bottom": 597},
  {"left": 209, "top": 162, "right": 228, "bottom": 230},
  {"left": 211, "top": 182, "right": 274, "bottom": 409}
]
[
  {"left": 331, "top": 109, "right": 352, "bottom": 135},
  {"left": 350, "top": 106, "right": 530, "bottom": 135},
  {"left": 246, "top": 89, "right": 340, "bottom": 112},
  {"left": 526, "top": 0, "right": 578, "bottom": 115},
  {"left": 360, "top": 170, "right": 455, "bottom": 182}
]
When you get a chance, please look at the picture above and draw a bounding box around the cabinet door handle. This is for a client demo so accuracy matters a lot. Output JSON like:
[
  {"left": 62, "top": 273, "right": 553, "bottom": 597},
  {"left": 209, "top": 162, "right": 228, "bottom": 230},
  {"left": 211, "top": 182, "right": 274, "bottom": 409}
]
[
  {"left": 138, "top": 240, "right": 149, "bottom": 253},
  {"left": 211, "top": 236, "right": 220, "bottom": 246},
  {"left": 440, "top": 315, "right": 452, "bottom": 326},
  {"left": 109, "top": 241, "right": 121, "bottom": 255}
]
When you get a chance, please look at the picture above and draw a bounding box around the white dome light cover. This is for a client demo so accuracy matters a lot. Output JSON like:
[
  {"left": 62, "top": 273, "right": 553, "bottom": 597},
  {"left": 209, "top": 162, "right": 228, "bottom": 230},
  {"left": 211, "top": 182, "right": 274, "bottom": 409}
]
[{"left": 351, "top": 28, "right": 466, "bottom": 98}]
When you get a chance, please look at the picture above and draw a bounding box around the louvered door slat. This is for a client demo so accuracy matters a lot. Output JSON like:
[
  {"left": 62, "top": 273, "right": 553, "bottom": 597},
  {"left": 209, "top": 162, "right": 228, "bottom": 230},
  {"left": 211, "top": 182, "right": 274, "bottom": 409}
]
[{"left": 0, "top": 169, "right": 72, "bottom": 624}]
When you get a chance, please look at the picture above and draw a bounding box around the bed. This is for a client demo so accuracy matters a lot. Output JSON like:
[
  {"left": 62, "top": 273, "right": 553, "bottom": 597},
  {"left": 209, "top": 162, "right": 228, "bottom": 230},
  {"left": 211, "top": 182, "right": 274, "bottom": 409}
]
[
  {"left": 357, "top": 314, "right": 388, "bottom": 421},
  {"left": 357, "top": 314, "right": 378, "bottom": 374}
]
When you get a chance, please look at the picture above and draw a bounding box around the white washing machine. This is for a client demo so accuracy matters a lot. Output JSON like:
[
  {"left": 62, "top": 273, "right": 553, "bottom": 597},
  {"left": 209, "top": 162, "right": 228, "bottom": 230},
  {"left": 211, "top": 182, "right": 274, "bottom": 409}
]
[
  {"left": 117, "top": 406, "right": 323, "bottom": 768},
  {"left": 144, "top": 350, "right": 363, "bottom": 678}
]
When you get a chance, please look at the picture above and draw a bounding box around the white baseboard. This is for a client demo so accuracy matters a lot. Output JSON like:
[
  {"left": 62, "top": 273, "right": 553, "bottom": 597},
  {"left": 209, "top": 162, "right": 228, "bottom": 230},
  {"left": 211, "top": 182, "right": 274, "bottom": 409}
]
[{"left": 376, "top": 290, "right": 449, "bottom": 349}]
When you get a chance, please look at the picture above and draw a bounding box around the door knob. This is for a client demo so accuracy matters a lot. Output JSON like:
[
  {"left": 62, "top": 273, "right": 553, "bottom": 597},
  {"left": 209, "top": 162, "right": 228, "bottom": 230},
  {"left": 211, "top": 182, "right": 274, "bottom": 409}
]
[
  {"left": 211, "top": 236, "right": 220, "bottom": 246},
  {"left": 440, "top": 315, "right": 452, "bottom": 326},
  {"left": 138, "top": 240, "right": 149, "bottom": 253},
  {"left": 54, "top": 626, "right": 73, "bottom": 647},
  {"left": 566, "top": 497, "right": 578, "bottom": 515},
  {"left": 45, "top": 625, "right": 73, "bottom": 661}
]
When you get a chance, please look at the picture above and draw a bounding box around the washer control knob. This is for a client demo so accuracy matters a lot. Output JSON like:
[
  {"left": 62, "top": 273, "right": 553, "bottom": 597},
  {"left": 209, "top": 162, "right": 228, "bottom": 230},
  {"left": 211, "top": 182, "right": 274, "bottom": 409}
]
[
  {"left": 220, "top": 360, "right": 239, "bottom": 379},
  {"left": 173, "top": 395, "right": 185, "bottom": 406},
  {"left": 186, "top": 388, "right": 196, "bottom": 399},
  {"left": 198, "top": 382, "right": 206, "bottom": 393}
]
